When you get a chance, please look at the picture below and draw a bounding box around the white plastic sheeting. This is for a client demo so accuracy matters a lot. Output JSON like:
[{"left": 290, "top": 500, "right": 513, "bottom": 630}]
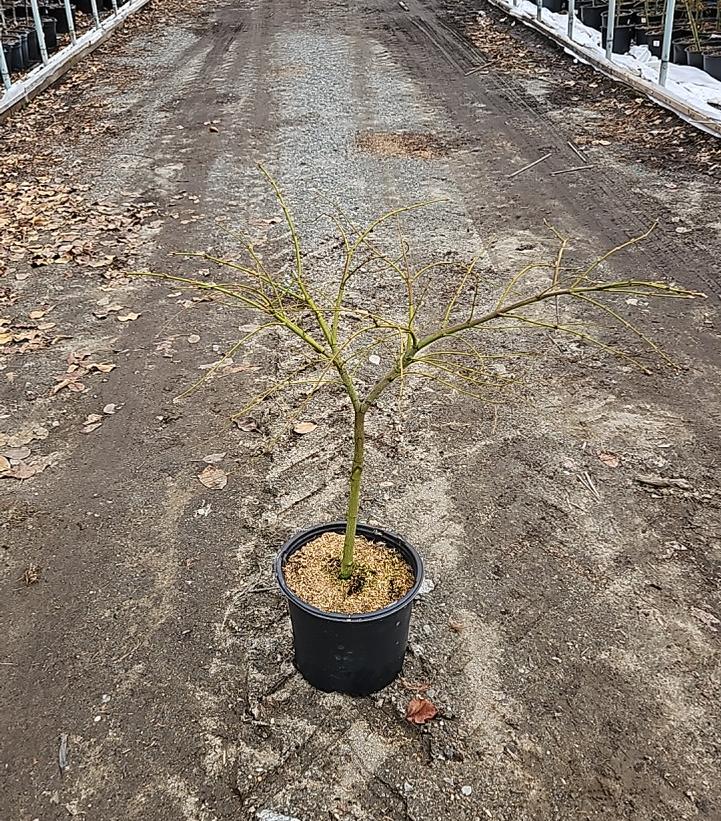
[{"left": 493, "top": 0, "right": 721, "bottom": 134}]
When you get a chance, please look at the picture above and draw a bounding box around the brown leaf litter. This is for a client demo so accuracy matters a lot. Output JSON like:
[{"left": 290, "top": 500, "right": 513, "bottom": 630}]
[
  {"left": 283, "top": 531, "right": 415, "bottom": 615},
  {"left": 198, "top": 464, "right": 228, "bottom": 490},
  {"left": 405, "top": 697, "right": 438, "bottom": 725},
  {"left": 51, "top": 351, "right": 116, "bottom": 395}
]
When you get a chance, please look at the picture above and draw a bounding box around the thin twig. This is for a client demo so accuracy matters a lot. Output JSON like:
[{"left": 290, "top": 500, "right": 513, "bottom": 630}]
[
  {"left": 567, "top": 140, "right": 589, "bottom": 163},
  {"left": 507, "top": 153, "right": 552, "bottom": 179},
  {"left": 550, "top": 164, "right": 594, "bottom": 176}
]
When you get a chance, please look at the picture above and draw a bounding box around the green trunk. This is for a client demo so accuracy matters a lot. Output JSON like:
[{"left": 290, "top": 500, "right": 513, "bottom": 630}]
[{"left": 340, "top": 409, "right": 365, "bottom": 579}]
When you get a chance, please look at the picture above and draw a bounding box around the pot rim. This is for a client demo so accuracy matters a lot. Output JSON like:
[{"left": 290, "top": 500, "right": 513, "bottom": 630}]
[{"left": 275, "top": 521, "right": 425, "bottom": 624}]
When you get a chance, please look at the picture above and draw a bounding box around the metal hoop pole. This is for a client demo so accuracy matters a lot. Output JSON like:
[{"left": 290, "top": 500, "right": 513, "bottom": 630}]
[
  {"left": 63, "top": 0, "right": 77, "bottom": 43},
  {"left": 659, "top": 0, "right": 677, "bottom": 86},
  {"left": 0, "top": 37, "right": 12, "bottom": 91},
  {"left": 30, "top": 0, "right": 49, "bottom": 65}
]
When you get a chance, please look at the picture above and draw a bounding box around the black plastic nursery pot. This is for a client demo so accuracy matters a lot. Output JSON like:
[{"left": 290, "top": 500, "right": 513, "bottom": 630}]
[
  {"left": 672, "top": 40, "right": 690, "bottom": 64},
  {"left": 602, "top": 24, "right": 634, "bottom": 54},
  {"left": 46, "top": 5, "right": 70, "bottom": 33},
  {"left": 9, "top": 39, "right": 24, "bottom": 72},
  {"left": 42, "top": 18, "right": 58, "bottom": 52},
  {"left": 18, "top": 31, "right": 30, "bottom": 66},
  {"left": 686, "top": 46, "right": 704, "bottom": 69},
  {"left": 275, "top": 522, "right": 424, "bottom": 696},
  {"left": 648, "top": 33, "right": 663, "bottom": 57},
  {"left": 579, "top": 4, "right": 606, "bottom": 29},
  {"left": 542, "top": 0, "right": 567, "bottom": 13},
  {"left": 26, "top": 28, "right": 40, "bottom": 63},
  {"left": 704, "top": 52, "right": 721, "bottom": 81}
]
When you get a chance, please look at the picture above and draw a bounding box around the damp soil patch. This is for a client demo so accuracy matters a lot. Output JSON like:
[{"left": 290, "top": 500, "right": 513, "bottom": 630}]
[
  {"left": 283, "top": 531, "right": 415, "bottom": 615},
  {"left": 355, "top": 130, "right": 448, "bottom": 160}
]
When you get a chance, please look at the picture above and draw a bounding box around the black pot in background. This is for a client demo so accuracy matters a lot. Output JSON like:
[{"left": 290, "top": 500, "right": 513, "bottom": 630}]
[
  {"left": 703, "top": 52, "right": 721, "bottom": 80},
  {"left": 634, "top": 27, "right": 648, "bottom": 45},
  {"left": 580, "top": 4, "right": 606, "bottom": 29},
  {"left": 26, "top": 28, "right": 40, "bottom": 63},
  {"left": 42, "top": 17, "right": 58, "bottom": 52},
  {"left": 602, "top": 24, "right": 635, "bottom": 54},
  {"left": 46, "top": 4, "right": 71, "bottom": 34},
  {"left": 672, "top": 40, "right": 690, "bottom": 64},
  {"left": 17, "top": 31, "right": 30, "bottom": 66},
  {"left": 542, "top": 0, "right": 567, "bottom": 13},
  {"left": 648, "top": 32, "right": 663, "bottom": 57},
  {"left": 686, "top": 46, "right": 704, "bottom": 68},
  {"left": 276, "top": 522, "right": 424, "bottom": 696},
  {"left": 8, "top": 38, "right": 24, "bottom": 72},
  {"left": 601, "top": 11, "right": 636, "bottom": 27}
]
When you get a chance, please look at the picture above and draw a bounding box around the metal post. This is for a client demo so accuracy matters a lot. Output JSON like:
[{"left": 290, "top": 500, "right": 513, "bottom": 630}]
[
  {"left": 567, "top": 0, "right": 575, "bottom": 39},
  {"left": 537, "top": 0, "right": 543, "bottom": 22},
  {"left": 658, "top": 0, "right": 677, "bottom": 86},
  {"left": 0, "top": 37, "right": 12, "bottom": 91},
  {"left": 63, "top": 0, "right": 77, "bottom": 43},
  {"left": 29, "top": 0, "right": 49, "bottom": 65},
  {"left": 605, "top": 0, "right": 617, "bottom": 60},
  {"left": 89, "top": 0, "right": 102, "bottom": 28},
  {"left": 110, "top": 0, "right": 118, "bottom": 13}
]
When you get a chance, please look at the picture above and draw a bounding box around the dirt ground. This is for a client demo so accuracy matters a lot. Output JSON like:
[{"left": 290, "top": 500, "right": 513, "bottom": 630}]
[{"left": 1, "top": 0, "right": 720, "bottom": 819}]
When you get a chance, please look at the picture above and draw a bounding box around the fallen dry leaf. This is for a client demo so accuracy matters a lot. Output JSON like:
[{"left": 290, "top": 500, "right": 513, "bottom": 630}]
[
  {"left": 7, "top": 462, "right": 36, "bottom": 480},
  {"left": 117, "top": 312, "right": 140, "bottom": 322},
  {"left": 29, "top": 309, "right": 46, "bottom": 319},
  {"left": 0, "top": 455, "right": 10, "bottom": 472},
  {"left": 293, "top": 421, "right": 317, "bottom": 435},
  {"left": 0, "top": 332, "right": 13, "bottom": 345},
  {"left": 84, "top": 414, "right": 103, "bottom": 425},
  {"left": 2, "top": 446, "right": 31, "bottom": 461},
  {"left": 203, "top": 452, "right": 226, "bottom": 464},
  {"left": 234, "top": 417, "right": 260, "bottom": 433},
  {"left": 188, "top": 334, "right": 201, "bottom": 344},
  {"left": 198, "top": 464, "right": 228, "bottom": 490},
  {"left": 448, "top": 617, "right": 464, "bottom": 633},
  {"left": 83, "top": 422, "right": 103, "bottom": 434},
  {"left": 597, "top": 451, "right": 620, "bottom": 468},
  {"left": 405, "top": 697, "right": 438, "bottom": 725},
  {"left": 103, "top": 403, "right": 118, "bottom": 415},
  {"left": 89, "top": 363, "right": 116, "bottom": 374}
]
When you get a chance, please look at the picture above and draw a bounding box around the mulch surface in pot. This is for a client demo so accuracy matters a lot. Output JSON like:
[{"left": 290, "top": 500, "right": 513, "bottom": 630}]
[{"left": 283, "top": 532, "right": 415, "bottom": 615}]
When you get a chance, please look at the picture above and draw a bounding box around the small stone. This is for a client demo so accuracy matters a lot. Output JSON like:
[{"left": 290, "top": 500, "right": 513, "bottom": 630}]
[
  {"left": 256, "top": 811, "right": 302, "bottom": 821},
  {"left": 461, "top": 785, "right": 473, "bottom": 797},
  {"left": 418, "top": 577, "right": 435, "bottom": 596}
]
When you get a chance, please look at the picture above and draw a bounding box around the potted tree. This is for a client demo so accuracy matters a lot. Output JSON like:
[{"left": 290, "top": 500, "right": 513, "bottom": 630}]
[
  {"left": 684, "top": 0, "right": 706, "bottom": 66},
  {"left": 143, "top": 170, "right": 699, "bottom": 696}
]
